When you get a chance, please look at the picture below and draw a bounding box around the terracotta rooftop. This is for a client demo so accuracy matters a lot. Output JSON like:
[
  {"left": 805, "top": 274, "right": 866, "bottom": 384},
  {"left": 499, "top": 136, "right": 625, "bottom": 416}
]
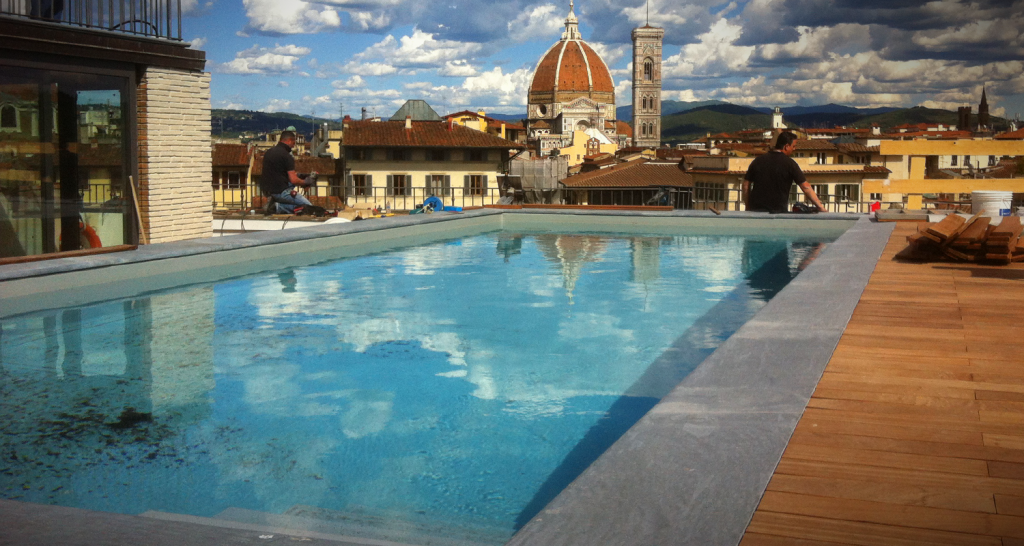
[
  {"left": 560, "top": 158, "right": 693, "bottom": 188},
  {"left": 836, "top": 143, "right": 880, "bottom": 154},
  {"left": 880, "top": 131, "right": 974, "bottom": 139},
  {"left": 616, "top": 120, "right": 633, "bottom": 138},
  {"left": 995, "top": 127, "right": 1024, "bottom": 139},
  {"left": 444, "top": 110, "right": 527, "bottom": 132},
  {"left": 688, "top": 165, "right": 891, "bottom": 176},
  {"left": 343, "top": 120, "right": 526, "bottom": 149},
  {"left": 804, "top": 127, "right": 870, "bottom": 134},
  {"left": 793, "top": 140, "right": 838, "bottom": 150},
  {"left": 213, "top": 143, "right": 251, "bottom": 167}
]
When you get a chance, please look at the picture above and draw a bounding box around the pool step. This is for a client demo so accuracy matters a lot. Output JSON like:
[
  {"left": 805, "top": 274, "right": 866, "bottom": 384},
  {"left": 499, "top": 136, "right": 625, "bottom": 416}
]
[{"left": 210, "top": 505, "right": 505, "bottom": 546}]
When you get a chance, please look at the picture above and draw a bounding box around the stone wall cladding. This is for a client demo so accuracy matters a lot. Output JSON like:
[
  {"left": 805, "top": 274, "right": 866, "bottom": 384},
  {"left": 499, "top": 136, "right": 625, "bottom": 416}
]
[{"left": 138, "top": 68, "right": 212, "bottom": 244}]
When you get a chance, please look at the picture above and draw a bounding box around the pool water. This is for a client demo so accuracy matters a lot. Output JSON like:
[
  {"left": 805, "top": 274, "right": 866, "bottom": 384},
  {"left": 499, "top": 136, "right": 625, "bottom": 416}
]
[{"left": 0, "top": 230, "right": 833, "bottom": 543}]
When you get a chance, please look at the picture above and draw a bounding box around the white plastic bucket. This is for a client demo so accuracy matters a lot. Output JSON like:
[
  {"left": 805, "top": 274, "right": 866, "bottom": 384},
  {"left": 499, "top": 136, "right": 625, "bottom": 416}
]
[{"left": 971, "top": 191, "right": 1013, "bottom": 217}]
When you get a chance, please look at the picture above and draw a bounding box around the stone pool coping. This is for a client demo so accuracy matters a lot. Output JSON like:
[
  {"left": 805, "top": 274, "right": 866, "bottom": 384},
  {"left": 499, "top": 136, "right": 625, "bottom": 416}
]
[{"left": 0, "top": 209, "right": 892, "bottom": 546}]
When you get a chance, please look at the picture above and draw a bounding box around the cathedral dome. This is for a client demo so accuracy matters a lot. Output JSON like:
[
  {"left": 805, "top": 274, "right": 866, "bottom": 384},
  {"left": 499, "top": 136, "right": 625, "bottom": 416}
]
[{"left": 528, "top": 1, "right": 615, "bottom": 106}]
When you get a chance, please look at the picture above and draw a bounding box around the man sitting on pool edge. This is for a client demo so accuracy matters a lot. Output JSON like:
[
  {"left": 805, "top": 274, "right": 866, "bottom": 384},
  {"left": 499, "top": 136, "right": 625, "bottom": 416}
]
[{"left": 742, "top": 131, "right": 826, "bottom": 214}]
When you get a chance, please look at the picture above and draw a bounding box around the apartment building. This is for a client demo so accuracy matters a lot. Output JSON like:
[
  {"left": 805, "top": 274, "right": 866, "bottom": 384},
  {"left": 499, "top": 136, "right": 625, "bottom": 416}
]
[{"left": 342, "top": 117, "right": 526, "bottom": 210}]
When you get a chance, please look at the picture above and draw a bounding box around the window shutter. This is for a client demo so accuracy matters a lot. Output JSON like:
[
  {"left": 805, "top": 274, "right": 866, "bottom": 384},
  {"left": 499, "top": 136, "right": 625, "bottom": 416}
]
[
  {"left": 386, "top": 174, "right": 394, "bottom": 196},
  {"left": 483, "top": 175, "right": 488, "bottom": 189},
  {"left": 346, "top": 174, "right": 353, "bottom": 186},
  {"left": 444, "top": 175, "right": 451, "bottom": 196},
  {"left": 425, "top": 174, "right": 432, "bottom": 195},
  {"left": 464, "top": 175, "right": 470, "bottom": 192},
  {"left": 366, "top": 174, "right": 372, "bottom": 189}
]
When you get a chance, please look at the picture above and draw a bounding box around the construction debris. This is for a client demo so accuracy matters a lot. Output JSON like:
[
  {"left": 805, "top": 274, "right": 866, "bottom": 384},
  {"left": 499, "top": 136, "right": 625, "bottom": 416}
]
[{"left": 899, "top": 214, "right": 1024, "bottom": 265}]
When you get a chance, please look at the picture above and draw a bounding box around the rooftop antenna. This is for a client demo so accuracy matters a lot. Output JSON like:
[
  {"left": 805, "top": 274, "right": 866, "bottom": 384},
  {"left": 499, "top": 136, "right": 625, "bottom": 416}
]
[{"left": 646, "top": 0, "right": 649, "bottom": 25}]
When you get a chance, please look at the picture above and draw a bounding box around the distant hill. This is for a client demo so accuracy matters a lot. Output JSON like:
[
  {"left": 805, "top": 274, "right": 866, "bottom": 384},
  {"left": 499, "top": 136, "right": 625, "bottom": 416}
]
[
  {"left": 661, "top": 105, "right": 772, "bottom": 144},
  {"left": 616, "top": 99, "right": 726, "bottom": 122},
  {"left": 752, "top": 104, "right": 900, "bottom": 116},
  {"left": 852, "top": 106, "right": 960, "bottom": 129},
  {"left": 212, "top": 109, "right": 337, "bottom": 139}
]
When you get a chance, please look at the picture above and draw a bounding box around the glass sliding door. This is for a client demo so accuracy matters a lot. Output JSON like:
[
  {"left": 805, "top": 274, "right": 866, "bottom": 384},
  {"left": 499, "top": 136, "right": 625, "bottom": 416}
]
[{"left": 0, "top": 65, "right": 133, "bottom": 259}]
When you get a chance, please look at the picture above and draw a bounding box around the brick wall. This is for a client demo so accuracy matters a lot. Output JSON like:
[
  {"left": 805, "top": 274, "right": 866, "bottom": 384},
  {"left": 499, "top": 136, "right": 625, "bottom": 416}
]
[{"left": 137, "top": 67, "right": 212, "bottom": 244}]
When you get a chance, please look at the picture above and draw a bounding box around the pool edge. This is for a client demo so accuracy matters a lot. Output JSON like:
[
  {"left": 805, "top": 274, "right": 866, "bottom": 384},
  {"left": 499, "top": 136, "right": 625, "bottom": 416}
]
[{"left": 505, "top": 215, "right": 894, "bottom": 546}]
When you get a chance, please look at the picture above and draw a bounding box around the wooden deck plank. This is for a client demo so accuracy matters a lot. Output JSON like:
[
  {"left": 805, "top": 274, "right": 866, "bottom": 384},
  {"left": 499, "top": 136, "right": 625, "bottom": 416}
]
[
  {"left": 757, "top": 491, "right": 1024, "bottom": 539},
  {"left": 772, "top": 459, "right": 1024, "bottom": 498},
  {"left": 742, "top": 224, "right": 1024, "bottom": 545},
  {"left": 746, "top": 512, "right": 1002, "bottom": 546},
  {"left": 765, "top": 473, "right": 997, "bottom": 513}
]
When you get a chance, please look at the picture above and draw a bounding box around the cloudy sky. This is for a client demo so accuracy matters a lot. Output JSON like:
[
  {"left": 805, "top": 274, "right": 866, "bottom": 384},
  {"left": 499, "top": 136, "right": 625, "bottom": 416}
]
[{"left": 187, "top": 0, "right": 1024, "bottom": 121}]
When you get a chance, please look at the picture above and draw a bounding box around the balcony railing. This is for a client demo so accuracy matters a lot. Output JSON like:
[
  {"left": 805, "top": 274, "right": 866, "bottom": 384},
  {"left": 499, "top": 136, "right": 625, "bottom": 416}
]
[
  {"left": 212, "top": 182, "right": 508, "bottom": 212},
  {"left": 0, "top": 0, "right": 182, "bottom": 40}
]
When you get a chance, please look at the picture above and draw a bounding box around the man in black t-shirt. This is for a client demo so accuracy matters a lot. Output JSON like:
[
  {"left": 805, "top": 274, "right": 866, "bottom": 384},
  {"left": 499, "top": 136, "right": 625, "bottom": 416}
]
[
  {"left": 260, "top": 131, "right": 314, "bottom": 214},
  {"left": 742, "top": 132, "right": 825, "bottom": 214}
]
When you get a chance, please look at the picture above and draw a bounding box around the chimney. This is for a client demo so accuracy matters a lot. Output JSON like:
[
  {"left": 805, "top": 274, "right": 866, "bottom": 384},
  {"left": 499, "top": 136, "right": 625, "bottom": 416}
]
[
  {"left": 405, "top": 115, "right": 412, "bottom": 130},
  {"left": 448, "top": 118, "right": 454, "bottom": 131}
]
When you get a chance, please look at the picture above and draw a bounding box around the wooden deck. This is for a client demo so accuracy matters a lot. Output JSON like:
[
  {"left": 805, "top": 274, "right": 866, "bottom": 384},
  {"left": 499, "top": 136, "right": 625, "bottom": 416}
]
[{"left": 742, "top": 222, "right": 1024, "bottom": 546}]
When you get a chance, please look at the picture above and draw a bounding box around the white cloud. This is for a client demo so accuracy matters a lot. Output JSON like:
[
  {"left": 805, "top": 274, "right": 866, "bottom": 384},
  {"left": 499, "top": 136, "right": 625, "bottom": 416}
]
[
  {"left": 588, "top": 42, "right": 628, "bottom": 69},
  {"left": 279, "top": 81, "right": 290, "bottom": 87},
  {"left": 351, "top": 30, "right": 483, "bottom": 70},
  {"left": 220, "top": 44, "right": 313, "bottom": 75},
  {"left": 507, "top": 4, "right": 562, "bottom": 43},
  {"left": 461, "top": 67, "right": 533, "bottom": 106},
  {"left": 439, "top": 60, "right": 478, "bottom": 77},
  {"left": 338, "top": 75, "right": 366, "bottom": 88},
  {"left": 242, "top": 0, "right": 341, "bottom": 35},
  {"left": 342, "top": 61, "right": 398, "bottom": 76},
  {"left": 188, "top": 37, "right": 207, "bottom": 49},
  {"left": 663, "top": 18, "right": 754, "bottom": 79},
  {"left": 263, "top": 98, "right": 293, "bottom": 113},
  {"left": 347, "top": 10, "right": 392, "bottom": 31}
]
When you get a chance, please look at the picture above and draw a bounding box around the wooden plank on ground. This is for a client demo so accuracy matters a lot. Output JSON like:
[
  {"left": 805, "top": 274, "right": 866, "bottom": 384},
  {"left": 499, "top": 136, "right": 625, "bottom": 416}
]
[
  {"left": 756, "top": 491, "right": 1024, "bottom": 539},
  {"left": 746, "top": 511, "right": 1002, "bottom": 546},
  {"left": 765, "top": 473, "right": 997, "bottom": 513},
  {"left": 780, "top": 443, "right": 989, "bottom": 476}
]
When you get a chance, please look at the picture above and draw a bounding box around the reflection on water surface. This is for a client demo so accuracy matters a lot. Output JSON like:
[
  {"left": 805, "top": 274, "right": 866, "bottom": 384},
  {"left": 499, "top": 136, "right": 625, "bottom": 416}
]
[{"left": 0, "top": 232, "right": 830, "bottom": 543}]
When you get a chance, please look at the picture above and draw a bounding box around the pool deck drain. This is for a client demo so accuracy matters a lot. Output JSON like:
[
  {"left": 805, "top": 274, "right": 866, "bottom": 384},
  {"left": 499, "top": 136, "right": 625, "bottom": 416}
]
[{"left": 0, "top": 209, "right": 881, "bottom": 546}]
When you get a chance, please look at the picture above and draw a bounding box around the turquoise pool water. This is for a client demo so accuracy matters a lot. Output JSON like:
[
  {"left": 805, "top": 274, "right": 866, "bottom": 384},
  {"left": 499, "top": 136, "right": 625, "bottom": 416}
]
[{"left": 0, "top": 230, "right": 835, "bottom": 543}]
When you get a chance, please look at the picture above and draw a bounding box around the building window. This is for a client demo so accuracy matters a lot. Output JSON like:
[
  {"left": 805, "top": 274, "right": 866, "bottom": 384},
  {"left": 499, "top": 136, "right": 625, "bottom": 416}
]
[
  {"left": 212, "top": 171, "right": 221, "bottom": 190},
  {"left": 816, "top": 152, "right": 827, "bottom": 164},
  {"left": 227, "top": 171, "right": 241, "bottom": 188},
  {"left": 429, "top": 149, "right": 446, "bottom": 161},
  {"left": 870, "top": 193, "right": 881, "bottom": 200},
  {"left": 0, "top": 104, "right": 17, "bottom": 130},
  {"left": 836, "top": 184, "right": 859, "bottom": 202},
  {"left": 346, "top": 148, "right": 366, "bottom": 160},
  {"left": 989, "top": 155, "right": 997, "bottom": 167},
  {"left": 643, "top": 59, "right": 653, "bottom": 81},
  {"left": 391, "top": 149, "right": 407, "bottom": 161},
  {"left": 964, "top": 155, "right": 971, "bottom": 168},
  {"left": 467, "top": 150, "right": 485, "bottom": 161},
  {"left": 465, "top": 174, "right": 486, "bottom": 196},
  {"left": 349, "top": 173, "right": 371, "bottom": 196},
  {"left": 387, "top": 174, "right": 409, "bottom": 196},
  {"left": 951, "top": 155, "right": 957, "bottom": 166},
  {"left": 427, "top": 174, "right": 450, "bottom": 196}
]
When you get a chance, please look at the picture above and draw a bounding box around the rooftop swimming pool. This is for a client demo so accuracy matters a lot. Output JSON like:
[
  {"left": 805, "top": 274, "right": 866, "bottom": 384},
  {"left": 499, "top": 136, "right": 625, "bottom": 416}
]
[{"left": 0, "top": 212, "right": 860, "bottom": 545}]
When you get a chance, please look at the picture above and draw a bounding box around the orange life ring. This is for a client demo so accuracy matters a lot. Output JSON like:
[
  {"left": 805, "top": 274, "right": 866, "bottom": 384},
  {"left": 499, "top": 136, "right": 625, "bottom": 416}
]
[{"left": 80, "top": 220, "right": 102, "bottom": 249}]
